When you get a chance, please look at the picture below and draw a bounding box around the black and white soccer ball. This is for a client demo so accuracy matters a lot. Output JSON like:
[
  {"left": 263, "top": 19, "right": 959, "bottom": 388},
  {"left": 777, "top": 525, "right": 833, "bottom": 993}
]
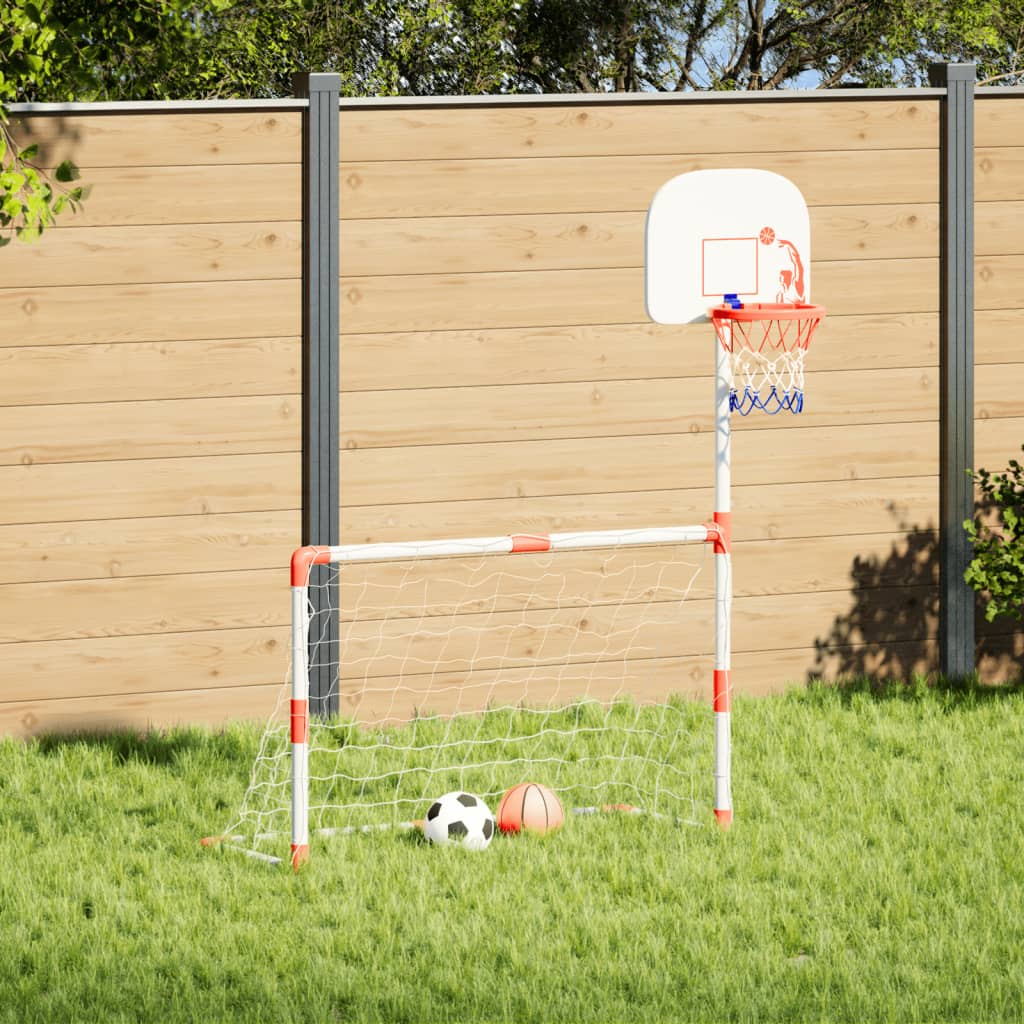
[{"left": 423, "top": 791, "right": 496, "bottom": 851}]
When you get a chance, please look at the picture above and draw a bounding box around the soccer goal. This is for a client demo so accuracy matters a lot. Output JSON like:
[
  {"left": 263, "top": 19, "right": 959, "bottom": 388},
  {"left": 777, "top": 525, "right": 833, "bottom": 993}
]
[
  {"left": 216, "top": 524, "right": 730, "bottom": 866},
  {"left": 209, "top": 167, "right": 824, "bottom": 867}
]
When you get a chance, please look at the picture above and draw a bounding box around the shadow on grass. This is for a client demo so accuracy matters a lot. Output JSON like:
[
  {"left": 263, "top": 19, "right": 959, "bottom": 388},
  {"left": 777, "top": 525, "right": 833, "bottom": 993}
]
[
  {"left": 807, "top": 674, "right": 1024, "bottom": 708},
  {"left": 33, "top": 725, "right": 256, "bottom": 767}
]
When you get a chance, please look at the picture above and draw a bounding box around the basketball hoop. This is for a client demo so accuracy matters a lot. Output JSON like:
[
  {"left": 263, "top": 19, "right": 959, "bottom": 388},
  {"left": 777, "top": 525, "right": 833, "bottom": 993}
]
[{"left": 710, "top": 301, "right": 825, "bottom": 415}]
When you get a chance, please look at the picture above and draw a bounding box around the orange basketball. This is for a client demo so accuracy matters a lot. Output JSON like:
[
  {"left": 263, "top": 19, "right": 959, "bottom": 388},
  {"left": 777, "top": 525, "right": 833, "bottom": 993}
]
[
  {"left": 759, "top": 225, "right": 776, "bottom": 245},
  {"left": 497, "top": 782, "right": 565, "bottom": 835}
]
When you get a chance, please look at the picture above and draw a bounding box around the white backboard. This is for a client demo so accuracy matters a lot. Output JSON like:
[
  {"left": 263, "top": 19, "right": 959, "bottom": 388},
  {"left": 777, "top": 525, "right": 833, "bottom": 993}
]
[{"left": 645, "top": 169, "right": 812, "bottom": 324}]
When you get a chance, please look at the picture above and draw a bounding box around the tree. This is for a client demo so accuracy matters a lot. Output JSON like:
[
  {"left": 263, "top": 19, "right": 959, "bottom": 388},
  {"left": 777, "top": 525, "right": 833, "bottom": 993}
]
[{"left": 0, "top": 1, "right": 89, "bottom": 245}]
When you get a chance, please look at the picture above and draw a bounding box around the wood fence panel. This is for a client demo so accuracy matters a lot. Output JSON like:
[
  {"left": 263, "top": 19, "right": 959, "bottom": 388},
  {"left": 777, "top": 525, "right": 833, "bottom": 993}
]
[
  {"left": 974, "top": 103, "right": 1024, "bottom": 674},
  {"left": 16, "top": 93, "right": 1016, "bottom": 745},
  {"left": 1, "top": 109, "right": 304, "bottom": 739}
]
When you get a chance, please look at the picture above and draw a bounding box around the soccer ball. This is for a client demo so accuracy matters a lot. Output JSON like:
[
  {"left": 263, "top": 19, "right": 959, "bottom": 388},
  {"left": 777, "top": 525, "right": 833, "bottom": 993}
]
[{"left": 423, "top": 791, "right": 496, "bottom": 850}]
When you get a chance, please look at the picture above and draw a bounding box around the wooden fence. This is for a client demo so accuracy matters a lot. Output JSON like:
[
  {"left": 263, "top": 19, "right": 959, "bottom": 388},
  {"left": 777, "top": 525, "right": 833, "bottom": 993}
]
[{"left": 1, "top": 85, "right": 1021, "bottom": 738}]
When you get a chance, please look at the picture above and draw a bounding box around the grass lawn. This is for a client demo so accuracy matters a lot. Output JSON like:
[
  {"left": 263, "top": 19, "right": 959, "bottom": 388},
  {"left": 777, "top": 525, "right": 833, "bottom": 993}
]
[{"left": 1, "top": 678, "right": 1022, "bottom": 1023}]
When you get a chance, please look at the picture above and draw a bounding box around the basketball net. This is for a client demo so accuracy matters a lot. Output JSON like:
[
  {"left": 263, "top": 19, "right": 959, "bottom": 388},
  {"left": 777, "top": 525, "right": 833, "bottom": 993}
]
[{"left": 710, "top": 303, "right": 824, "bottom": 416}]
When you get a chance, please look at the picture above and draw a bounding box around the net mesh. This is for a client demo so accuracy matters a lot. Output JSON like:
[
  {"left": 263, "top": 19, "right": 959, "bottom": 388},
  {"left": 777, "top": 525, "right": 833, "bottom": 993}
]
[
  {"left": 712, "top": 308, "right": 820, "bottom": 416},
  {"left": 224, "top": 533, "right": 718, "bottom": 855}
]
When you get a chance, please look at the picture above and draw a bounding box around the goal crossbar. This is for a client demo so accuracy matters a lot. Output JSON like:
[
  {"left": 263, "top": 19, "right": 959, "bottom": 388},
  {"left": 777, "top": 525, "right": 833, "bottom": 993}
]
[{"left": 290, "top": 524, "right": 725, "bottom": 584}]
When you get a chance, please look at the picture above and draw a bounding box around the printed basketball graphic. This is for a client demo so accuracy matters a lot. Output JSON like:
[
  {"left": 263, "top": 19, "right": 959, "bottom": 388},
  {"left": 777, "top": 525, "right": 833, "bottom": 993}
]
[{"left": 759, "top": 226, "right": 776, "bottom": 245}]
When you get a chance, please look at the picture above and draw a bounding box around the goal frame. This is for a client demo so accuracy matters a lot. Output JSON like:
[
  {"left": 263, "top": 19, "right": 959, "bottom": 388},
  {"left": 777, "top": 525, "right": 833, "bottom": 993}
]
[{"left": 288, "top": 522, "right": 729, "bottom": 867}]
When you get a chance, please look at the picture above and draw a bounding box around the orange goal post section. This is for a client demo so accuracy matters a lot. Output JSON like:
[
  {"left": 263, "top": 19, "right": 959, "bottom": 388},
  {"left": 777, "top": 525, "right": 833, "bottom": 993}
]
[{"left": 215, "top": 525, "right": 728, "bottom": 867}]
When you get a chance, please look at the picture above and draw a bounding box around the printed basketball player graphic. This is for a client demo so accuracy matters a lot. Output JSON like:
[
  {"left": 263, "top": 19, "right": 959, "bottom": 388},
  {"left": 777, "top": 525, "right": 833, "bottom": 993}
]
[
  {"left": 764, "top": 230, "right": 806, "bottom": 304},
  {"left": 645, "top": 169, "right": 812, "bottom": 324}
]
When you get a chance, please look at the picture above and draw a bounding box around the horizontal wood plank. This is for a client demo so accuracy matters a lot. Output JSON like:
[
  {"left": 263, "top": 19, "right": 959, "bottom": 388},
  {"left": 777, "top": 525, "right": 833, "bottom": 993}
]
[
  {"left": 976, "top": 148, "right": 1024, "bottom": 202},
  {"left": 976, "top": 309, "right": 1024, "bottom": 364},
  {"left": 975, "top": 97, "right": 1024, "bottom": 149},
  {"left": 11, "top": 112, "right": 302, "bottom": 168},
  {"left": 340, "top": 367, "right": 938, "bottom": 450},
  {"left": 340, "top": 101, "right": 938, "bottom": 161},
  {"left": 0, "top": 337, "right": 300, "bottom": 408},
  {"left": 340, "top": 150, "right": 939, "bottom": 219},
  {"left": 339, "top": 260, "right": 938, "bottom": 335},
  {"left": 976, "top": 254, "right": 1024, "bottom": 309},
  {"left": 340, "top": 312, "right": 939, "bottom": 392},
  {"left": 340, "top": 204, "right": 941, "bottom": 277},
  {"left": 0, "top": 683, "right": 285, "bottom": 739},
  {"left": 0, "top": 395, "right": 300, "bottom": 467},
  {"left": 340, "top": 420, "right": 942, "bottom": 506},
  {"left": 0, "top": 453, "right": 300, "bottom": 526},
  {"left": 3, "top": 628, "right": 289, "bottom": 702},
  {"left": 340, "top": 476, "right": 939, "bottom": 546},
  {"left": 5, "top": 222, "right": 301, "bottom": 289},
  {"left": 976, "top": 200, "right": 1024, "bottom": 256},
  {"left": 976, "top": 363, "right": 1024, "bottom": 421},
  {"left": 1, "top": 569, "right": 283, "bottom": 644},
  {"left": 0, "top": 511, "right": 300, "bottom": 585},
  {"left": 0, "top": 279, "right": 300, "bottom": 347},
  {"left": 977, "top": 416, "right": 1024, "bottom": 467},
  {"left": 36, "top": 164, "right": 301, "bottom": 227}
]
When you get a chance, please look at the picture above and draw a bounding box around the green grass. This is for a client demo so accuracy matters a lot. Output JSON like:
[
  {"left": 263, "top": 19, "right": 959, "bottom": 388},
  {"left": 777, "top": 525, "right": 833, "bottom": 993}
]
[{"left": 1, "top": 678, "right": 1023, "bottom": 1023}]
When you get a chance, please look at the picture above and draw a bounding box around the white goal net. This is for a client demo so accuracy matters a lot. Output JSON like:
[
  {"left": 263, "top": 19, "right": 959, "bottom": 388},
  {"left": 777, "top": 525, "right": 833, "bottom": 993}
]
[{"left": 221, "top": 526, "right": 723, "bottom": 864}]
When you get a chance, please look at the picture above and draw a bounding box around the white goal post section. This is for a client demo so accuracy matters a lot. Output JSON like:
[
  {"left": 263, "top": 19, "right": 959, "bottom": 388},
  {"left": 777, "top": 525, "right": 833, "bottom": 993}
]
[{"left": 287, "top": 522, "right": 732, "bottom": 867}]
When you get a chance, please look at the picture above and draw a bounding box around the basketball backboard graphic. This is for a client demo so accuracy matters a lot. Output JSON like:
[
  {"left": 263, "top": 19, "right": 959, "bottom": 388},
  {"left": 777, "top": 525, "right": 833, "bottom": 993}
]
[{"left": 645, "top": 169, "right": 812, "bottom": 324}]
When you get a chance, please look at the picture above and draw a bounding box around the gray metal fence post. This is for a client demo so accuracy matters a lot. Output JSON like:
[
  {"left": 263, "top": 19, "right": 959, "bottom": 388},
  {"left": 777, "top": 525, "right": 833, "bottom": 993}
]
[
  {"left": 928, "top": 62, "right": 976, "bottom": 679},
  {"left": 294, "top": 72, "right": 341, "bottom": 717}
]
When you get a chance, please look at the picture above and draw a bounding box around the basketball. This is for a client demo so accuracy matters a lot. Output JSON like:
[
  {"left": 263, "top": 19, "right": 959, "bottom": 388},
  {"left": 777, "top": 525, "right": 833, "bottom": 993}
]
[
  {"left": 497, "top": 782, "right": 565, "bottom": 835},
  {"left": 759, "top": 225, "right": 776, "bottom": 245}
]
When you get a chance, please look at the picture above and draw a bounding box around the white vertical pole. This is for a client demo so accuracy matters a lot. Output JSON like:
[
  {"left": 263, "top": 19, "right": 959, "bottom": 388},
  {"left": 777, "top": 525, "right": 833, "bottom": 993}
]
[
  {"left": 291, "top": 585, "right": 311, "bottom": 867},
  {"left": 713, "top": 331, "right": 734, "bottom": 828}
]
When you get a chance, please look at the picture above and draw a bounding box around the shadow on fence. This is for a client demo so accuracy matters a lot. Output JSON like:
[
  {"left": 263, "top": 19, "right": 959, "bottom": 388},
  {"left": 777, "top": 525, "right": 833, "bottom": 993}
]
[{"left": 810, "top": 522, "right": 1022, "bottom": 687}]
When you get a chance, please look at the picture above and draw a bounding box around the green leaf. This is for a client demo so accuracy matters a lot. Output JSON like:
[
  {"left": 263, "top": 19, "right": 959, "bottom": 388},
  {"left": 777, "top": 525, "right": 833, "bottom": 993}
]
[
  {"left": 55, "top": 159, "right": 80, "bottom": 183},
  {"left": 17, "top": 142, "right": 38, "bottom": 161}
]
